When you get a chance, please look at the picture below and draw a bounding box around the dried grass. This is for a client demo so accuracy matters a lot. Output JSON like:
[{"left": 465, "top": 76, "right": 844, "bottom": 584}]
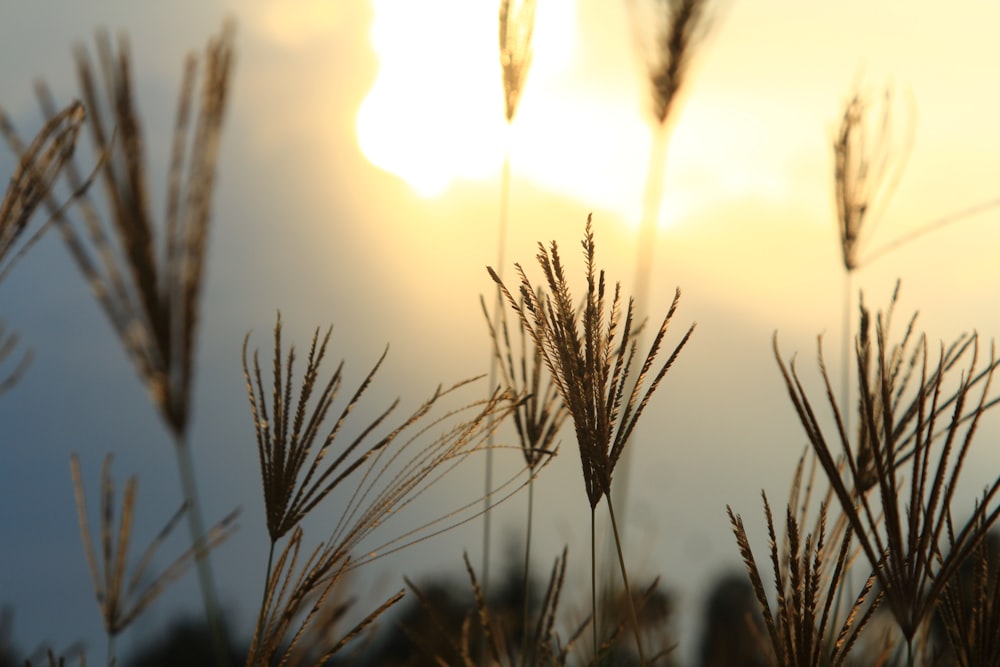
[
  {"left": 244, "top": 314, "right": 527, "bottom": 662},
  {"left": 69, "top": 454, "right": 237, "bottom": 649},
  {"left": 499, "top": 0, "right": 536, "bottom": 124},
  {"left": 489, "top": 215, "right": 693, "bottom": 511},
  {"left": 32, "top": 25, "right": 234, "bottom": 438},
  {"left": 833, "top": 85, "right": 911, "bottom": 272},
  {"left": 626, "top": 0, "right": 713, "bottom": 126},
  {"left": 775, "top": 290, "right": 1000, "bottom": 651},
  {"left": 0, "top": 100, "right": 86, "bottom": 282},
  {"left": 728, "top": 454, "right": 882, "bottom": 667},
  {"left": 938, "top": 526, "right": 1000, "bottom": 665},
  {"left": 489, "top": 215, "right": 694, "bottom": 665}
]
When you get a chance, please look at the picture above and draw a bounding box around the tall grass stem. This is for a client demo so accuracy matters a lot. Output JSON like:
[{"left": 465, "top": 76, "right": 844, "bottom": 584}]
[
  {"left": 482, "top": 128, "right": 512, "bottom": 603},
  {"left": 173, "top": 434, "right": 228, "bottom": 666},
  {"left": 520, "top": 477, "right": 534, "bottom": 666},
  {"left": 591, "top": 508, "right": 598, "bottom": 665},
  {"left": 607, "top": 495, "right": 647, "bottom": 666}
]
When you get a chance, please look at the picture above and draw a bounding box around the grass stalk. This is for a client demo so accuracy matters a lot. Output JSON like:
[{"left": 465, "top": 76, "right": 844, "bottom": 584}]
[
  {"left": 253, "top": 542, "right": 277, "bottom": 652},
  {"left": 488, "top": 0, "right": 534, "bottom": 605},
  {"left": 591, "top": 508, "right": 598, "bottom": 666},
  {"left": 173, "top": 434, "right": 228, "bottom": 666},
  {"left": 606, "top": 495, "right": 647, "bottom": 666},
  {"left": 520, "top": 476, "right": 534, "bottom": 665},
  {"left": 842, "top": 269, "right": 852, "bottom": 436},
  {"left": 481, "top": 132, "right": 511, "bottom": 603}
]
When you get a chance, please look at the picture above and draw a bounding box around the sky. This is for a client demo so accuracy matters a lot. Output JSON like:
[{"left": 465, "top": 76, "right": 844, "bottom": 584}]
[{"left": 2, "top": 1, "right": 1000, "bottom": 663}]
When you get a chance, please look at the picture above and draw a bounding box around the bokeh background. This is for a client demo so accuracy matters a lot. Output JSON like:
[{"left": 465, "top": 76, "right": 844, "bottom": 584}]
[{"left": 2, "top": 1, "right": 1000, "bottom": 663}]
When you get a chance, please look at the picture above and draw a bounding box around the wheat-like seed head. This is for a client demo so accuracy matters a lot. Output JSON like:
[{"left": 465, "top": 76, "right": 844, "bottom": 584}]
[
  {"left": 481, "top": 292, "right": 568, "bottom": 470},
  {"left": 0, "top": 101, "right": 85, "bottom": 276},
  {"left": 69, "top": 453, "right": 237, "bottom": 638},
  {"left": 626, "top": 0, "right": 713, "bottom": 127},
  {"left": 489, "top": 215, "right": 694, "bottom": 509},
  {"left": 499, "top": 0, "right": 536, "bottom": 123},
  {"left": 727, "top": 458, "right": 882, "bottom": 667},
  {"left": 31, "top": 24, "right": 234, "bottom": 438},
  {"left": 833, "top": 86, "right": 912, "bottom": 271},
  {"left": 244, "top": 313, "right": 526, "bottom": 556},
  {"left": 245, "top": 315, "right": 528, "bottom": 661},
  {"left": 775, "top": 291, "right": 1000, "bottom": 643}
]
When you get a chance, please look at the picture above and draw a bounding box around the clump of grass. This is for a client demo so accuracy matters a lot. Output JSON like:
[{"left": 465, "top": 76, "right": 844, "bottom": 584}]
[
  {"left": 728, "top": 453, "right": 882, "bottom": 666},
  {"left": 488, "top": 215, "right": 694, "bottom": 665},
  {"left": 32, "top": 25, "right": 235, "bottom": 662},
  {"left": 246, "top": 524, "right": 405, "bottom": 666},
  {"left": 938, "top": 524, "right": 1000, "bottom": 664},
  {"left": 405, "top": 548, "right": 586, "bottom": 667},
  {"left": 774, "top": 290, "right": 1000, "bottom": 663},
  {"left": 69, "top": 453, "right": 238, "bottom": 665},
  {"left": 243, "top": 313, "right": 527, "bottom": 662}
]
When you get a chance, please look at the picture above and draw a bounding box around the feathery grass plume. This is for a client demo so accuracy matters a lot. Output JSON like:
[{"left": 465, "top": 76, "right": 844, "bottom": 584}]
[
  {"left": 69, "top": 454, "right": 238, "bottom": 665},
  {"left": 488, "top": 215, "right": 695, "bottom": 665},
  {"left": 0, "top": 101, "right": 91, "bottom": 394},
  {"left": 244, "top": 315, "right": 527, "bottom": 661},
  {"left": 938, "top": 523, "right": 1000, "bottom": 665},
  {"left": 34, "top": 25, "right": 235, "bottom": 661},
  {"left": 481, "top": 293, "right": 567, "bottom": 473},
  {"left": 833, "top": 86, "right": 911, "bottom": 273},
  {"left": 774, "top": 295, "right": 1000, "bottom": 660},
  {"left": 0, "top": 100, "right": 86, "bottom": 280},
  {"left": 243, "top": 314, "right": 393, "bottom": 545},
  {"left": 622, "top": 0, "right": 714, "bottom": 324},
  {"left": 727, "top": 453, "right": 884, "bottom": 667},
  {"left": 850, "top": 284, "right": 1000, "bottom": 492},
  {"left": 246, "top": 526, "right": 404, "bottom": 667},
  {"left": 36, "top": 25, "right": 234, "bottom": 438},
  {"left": 481, "top": 291, "right": 568, "bottom": 657},
  {"left": 626, "top": 0, "right": 713, "bottom": 127},
  {"left": 499, "top": 0, "right": 535, "bottom": 124}
]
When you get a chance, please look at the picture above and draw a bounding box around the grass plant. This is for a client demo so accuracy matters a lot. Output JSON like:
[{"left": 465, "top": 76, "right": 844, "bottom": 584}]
[
  {"left": 29, "top": 25, "right": 236, "bottom": 664},
  {"left": 69, "top": 453, "right": 238, "bottom": 665},
  {"left": 7, "top": 8, "right": 1000, "bottom": 667},
  {"left": 405, "top": 549, "right": 586, "bottom": 667},
  {"left": 489, "top": 215, "right": 695, "bottom": 665},
  {"left": 774, "top": 289, "right": 1000, "bottom": 665},
  {"left": 243, "top": 313, "right": 528, "bottom": 663},
  {"left": 484, "top": 0, "right": 538, "bottom": 606},
  {"left": 728, "top": 454, "right": 882, "bottom": 666}
]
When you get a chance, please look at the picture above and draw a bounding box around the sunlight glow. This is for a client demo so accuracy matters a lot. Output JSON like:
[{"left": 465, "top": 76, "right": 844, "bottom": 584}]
[
  {"left": 356, "top": 2, "right": 795, "bottom": 229},
  {"left": 246, "top": 0, "right": 345, "bottom": 47}
]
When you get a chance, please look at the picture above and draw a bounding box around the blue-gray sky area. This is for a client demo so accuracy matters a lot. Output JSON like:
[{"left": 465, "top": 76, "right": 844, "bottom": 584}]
[{"left": 3, "top": 1, "right": 1000, "bottom": 663}]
